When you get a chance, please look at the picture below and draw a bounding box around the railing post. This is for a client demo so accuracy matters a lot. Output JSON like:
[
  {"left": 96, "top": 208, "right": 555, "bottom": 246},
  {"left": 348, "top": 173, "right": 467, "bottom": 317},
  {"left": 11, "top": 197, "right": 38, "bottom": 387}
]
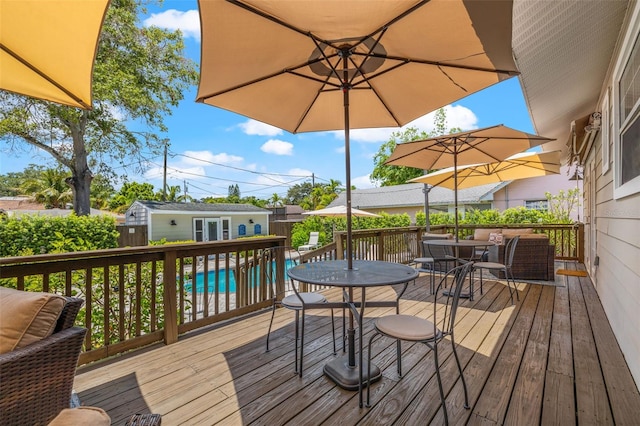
[
  {"left": 163, "top": 250, "right": 178, "bottom": 345},
  {"left": 577, "top": 223, "right": 585, "bottom": 263},
  {"left": 336, "top": 234, "right": 344, "bottom": 260},
  {"left": 377, "top": 231, "right": 385, "bottom": 261}
]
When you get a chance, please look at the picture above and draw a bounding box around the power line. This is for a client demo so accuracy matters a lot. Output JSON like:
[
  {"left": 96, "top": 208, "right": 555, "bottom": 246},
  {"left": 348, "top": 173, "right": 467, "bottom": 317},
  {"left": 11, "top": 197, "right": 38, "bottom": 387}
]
[{"left": 171, "top": 151, "right": 312, "bottom": 179}]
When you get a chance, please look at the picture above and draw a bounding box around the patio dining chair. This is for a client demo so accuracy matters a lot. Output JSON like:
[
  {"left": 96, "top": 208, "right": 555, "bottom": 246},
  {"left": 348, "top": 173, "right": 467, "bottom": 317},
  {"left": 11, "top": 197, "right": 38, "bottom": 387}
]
[
  {"left": 422, "top": 234, "right": 457, "bottom": 294},
  {"left": 264, "top": 246, "right": 339, "bottom": 376},
  {"left": 473, "top": 235, "right": 520, "bottom": 304},
  {"left": 365, "top": 262, "right": 473, "bottom": 425}
]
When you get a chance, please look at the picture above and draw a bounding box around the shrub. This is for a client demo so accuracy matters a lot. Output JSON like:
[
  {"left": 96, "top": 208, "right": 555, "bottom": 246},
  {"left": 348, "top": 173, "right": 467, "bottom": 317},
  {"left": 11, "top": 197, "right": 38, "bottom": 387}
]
[{"left": 0, "top": 214, "right": 118, "bottom": 257}]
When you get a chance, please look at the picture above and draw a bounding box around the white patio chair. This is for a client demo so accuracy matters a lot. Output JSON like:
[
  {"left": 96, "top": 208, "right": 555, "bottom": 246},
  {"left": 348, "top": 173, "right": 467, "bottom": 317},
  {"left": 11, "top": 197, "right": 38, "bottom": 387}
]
[{"left": 299, "top": 231, "right": 320, "bottom": 251}]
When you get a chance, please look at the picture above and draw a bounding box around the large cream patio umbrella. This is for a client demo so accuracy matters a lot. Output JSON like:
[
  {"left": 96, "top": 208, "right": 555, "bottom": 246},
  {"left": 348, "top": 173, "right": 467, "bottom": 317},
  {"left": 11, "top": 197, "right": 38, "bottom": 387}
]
[
  {"left": 408, "top": 150, "right": 562, "bottom": 189},
  {"left": 386, "top": 125, "right": 555, "bottom": 239},
  {"left": 0, "top": 0, "right": 110, "bottom": 109},
  {"left": 196, "top": 0, "right": 519, "bottom": 269}
]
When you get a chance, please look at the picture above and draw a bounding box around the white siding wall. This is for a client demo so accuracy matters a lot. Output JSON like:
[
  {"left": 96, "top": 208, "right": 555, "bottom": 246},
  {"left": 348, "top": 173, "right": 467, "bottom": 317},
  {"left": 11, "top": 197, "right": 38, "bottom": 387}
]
[
  {"left": 149, "top": 213, "right": 270, "bottom": 242},
  {"left": 589, "top": 7, "right": 640, "bottom": 385}
]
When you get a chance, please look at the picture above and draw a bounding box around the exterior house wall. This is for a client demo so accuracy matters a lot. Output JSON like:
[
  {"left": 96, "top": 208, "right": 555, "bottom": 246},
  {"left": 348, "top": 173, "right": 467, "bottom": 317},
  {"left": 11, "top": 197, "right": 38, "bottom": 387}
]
[
  {"left": 367, "top": 206, "right": 423, "bottom": 221},
  {"left": 148, "top": 213, "right": 269, "bottom": 241},
  {"left": 366, "top": 204, "right": 482, "bottom": 222},
  {"left": 587, "top": 2, "right": 640, "bottom": 385},
  {"left": 491, "top": 166, "right": 581, "bottom": 221}
]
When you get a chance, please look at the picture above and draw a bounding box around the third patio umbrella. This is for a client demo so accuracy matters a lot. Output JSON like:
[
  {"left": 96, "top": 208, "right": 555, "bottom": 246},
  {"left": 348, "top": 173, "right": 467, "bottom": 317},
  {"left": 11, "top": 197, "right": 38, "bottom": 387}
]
[
  {"left": 385, "top": 125, "right": 555, "bottom": 240},
  {"left": 0, "top": 0, "right": 110, "bottom": 109},
  {"left": 303, "top": 205, "right": 381, "bottom": 218},
  {"left": 196, "top": 0, "right": 519, "bottom": 269},
  {"left": 303, "top": 205, "right": 381, "bottom": 235},
  {"left": 408, "top": 150, "right": 562, "bottom": 189}
]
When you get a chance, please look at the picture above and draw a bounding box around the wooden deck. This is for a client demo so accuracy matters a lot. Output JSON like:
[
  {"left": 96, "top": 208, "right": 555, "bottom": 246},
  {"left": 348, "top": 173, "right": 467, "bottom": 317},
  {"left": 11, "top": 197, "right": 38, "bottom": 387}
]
[{"left": 73, "top": 263, "right": 640, "bottom": 425}]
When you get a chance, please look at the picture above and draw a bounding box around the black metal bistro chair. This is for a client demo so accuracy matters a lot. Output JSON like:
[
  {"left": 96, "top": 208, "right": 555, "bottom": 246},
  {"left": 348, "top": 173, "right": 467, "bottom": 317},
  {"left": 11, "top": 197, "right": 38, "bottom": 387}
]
[
  {"left": 264, "top": 246, "right": 339, "bottom": 376},
  {"left": 365, "top": 262, "right": 473, "bottom": 425}
]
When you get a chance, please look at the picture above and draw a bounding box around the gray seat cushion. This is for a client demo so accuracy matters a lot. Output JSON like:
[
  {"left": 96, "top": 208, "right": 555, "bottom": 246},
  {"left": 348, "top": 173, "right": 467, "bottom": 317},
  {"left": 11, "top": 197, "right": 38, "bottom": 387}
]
[
  {"left": 474, "top": 261, "right": 505, "bottom": 270},
  {"left": 375, "top": 314, "right": 438, "bottom": 341},
  {"left": 282, "top": 292, "right": 326, "bottom": 308}
]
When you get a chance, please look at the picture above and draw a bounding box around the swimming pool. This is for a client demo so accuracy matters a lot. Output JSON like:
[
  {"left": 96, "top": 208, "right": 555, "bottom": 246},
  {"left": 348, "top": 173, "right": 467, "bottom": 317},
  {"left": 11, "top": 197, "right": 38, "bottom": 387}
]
[{"left": 186, "top": 259, "right": 296, "bottom": 293}]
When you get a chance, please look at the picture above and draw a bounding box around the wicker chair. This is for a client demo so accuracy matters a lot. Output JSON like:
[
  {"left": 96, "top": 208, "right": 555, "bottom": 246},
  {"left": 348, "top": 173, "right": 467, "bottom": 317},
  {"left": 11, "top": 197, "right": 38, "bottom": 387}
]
[{"left": 0, "top": 297, "right": 87, "bottom": 426}]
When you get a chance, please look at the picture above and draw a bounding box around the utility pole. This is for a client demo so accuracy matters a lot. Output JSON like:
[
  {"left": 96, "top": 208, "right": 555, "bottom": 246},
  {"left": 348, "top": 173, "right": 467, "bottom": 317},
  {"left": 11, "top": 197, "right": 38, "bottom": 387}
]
[
  {"left": 162, "top": 140, "right": 168, "bottom": 201},
  {"left": 183, "top": 180, "right": 188, "bottom": 203},
  {"left": 311, "top": 173, "right": 316, "bottom": 209}
]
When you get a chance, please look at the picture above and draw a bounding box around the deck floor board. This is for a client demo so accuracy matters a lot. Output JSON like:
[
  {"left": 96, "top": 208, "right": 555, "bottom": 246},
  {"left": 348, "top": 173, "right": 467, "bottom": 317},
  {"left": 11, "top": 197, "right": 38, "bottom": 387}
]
[{"left": 74, "top": 263, "right": 640, "bottom": 425}]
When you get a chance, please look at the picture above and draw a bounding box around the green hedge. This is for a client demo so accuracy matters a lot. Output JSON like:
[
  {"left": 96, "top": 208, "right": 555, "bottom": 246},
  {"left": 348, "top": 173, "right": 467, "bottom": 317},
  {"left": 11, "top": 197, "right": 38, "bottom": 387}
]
[{"left": 0, "top": 214, "right": 119, "bottom": 257}]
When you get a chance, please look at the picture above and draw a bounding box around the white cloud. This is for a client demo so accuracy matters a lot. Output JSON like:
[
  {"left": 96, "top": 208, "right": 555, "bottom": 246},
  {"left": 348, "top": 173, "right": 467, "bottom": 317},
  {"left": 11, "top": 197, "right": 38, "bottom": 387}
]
[
  {"left": 352, "top": 174, "right": 375, "bottom": 189},
  {"left": 239, "top": 119, "right": 283, "bottom": 136},
  {"left": 181, "top": 150, "right": 243, "bottom": 166},
  {"left": 288, "top": 168, "right": 313, "bottom": 177},
  {"left": 143, "top": 9, "right": 200, "bottom": 40},
  {"left": 332, "top": 105, "right": 479, "bottom": 143},
  {"left": 261, "top": 139, "right": 293, "bottom": 155},
  {"left": 407, "top": 105, "right": 478, "bottom": 133},
  {"left": 335, "top": 145, "right": 345, "bottom": 154}
]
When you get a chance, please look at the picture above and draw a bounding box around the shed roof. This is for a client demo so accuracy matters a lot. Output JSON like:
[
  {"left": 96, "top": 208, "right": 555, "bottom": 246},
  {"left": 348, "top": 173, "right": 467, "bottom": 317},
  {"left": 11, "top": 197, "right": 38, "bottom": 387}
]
[{"left": 135, "top": 201, "right": 271, "bottom": 214}]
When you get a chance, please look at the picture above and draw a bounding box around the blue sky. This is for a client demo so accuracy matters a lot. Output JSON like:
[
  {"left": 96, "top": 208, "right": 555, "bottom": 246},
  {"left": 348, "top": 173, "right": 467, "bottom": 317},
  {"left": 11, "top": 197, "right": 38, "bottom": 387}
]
[{"left": 0, "top": 1, "right": 534, "bottom": 201}]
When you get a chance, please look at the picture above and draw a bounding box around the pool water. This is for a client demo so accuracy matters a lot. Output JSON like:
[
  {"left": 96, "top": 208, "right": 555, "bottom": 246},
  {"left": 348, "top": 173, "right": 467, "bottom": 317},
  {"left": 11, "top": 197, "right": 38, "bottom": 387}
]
[{"left": 186, "top": 258, "right": 296, "bottom": 293}]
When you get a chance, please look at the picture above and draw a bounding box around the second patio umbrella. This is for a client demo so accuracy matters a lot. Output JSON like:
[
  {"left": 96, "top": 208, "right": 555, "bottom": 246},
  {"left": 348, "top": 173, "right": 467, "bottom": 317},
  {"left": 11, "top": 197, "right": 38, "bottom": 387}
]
[
  {"left": 0, "top": 0, "right": 110, "bottom": 109},
  {"left": 385, "top": 125, "right": 555, "bottom": 239},
  {"left": 196, "top": 0, "right": 519, "bottom": 268}
]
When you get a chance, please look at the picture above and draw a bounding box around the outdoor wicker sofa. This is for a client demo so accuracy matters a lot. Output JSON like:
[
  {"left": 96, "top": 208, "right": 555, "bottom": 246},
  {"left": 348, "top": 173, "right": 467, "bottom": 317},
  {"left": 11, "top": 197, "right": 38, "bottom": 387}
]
[
  {"left": 0, "top": 296, "right": 87, "bottom": 426},
  {"left": 466, "top": 228, "right": 556, "bottom": 281}
]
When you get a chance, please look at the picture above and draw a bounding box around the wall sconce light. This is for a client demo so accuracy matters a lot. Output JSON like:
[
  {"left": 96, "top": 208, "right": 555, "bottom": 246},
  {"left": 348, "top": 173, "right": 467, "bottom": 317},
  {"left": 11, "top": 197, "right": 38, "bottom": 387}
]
[
  {"left": 129, "top": 211, "right": 136, "bottom": 218},
  {"left": 170, "top": 219, "right": 177, "bottom": 226},
  {"left": 248, "top": 219, "right": 254, "bottom": 224}
]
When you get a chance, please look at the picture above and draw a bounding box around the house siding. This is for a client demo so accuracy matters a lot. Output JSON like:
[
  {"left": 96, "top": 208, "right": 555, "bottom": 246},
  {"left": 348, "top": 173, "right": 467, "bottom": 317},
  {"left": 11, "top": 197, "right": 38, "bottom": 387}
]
[
  {"left": 147, "top": 213, "right": 269, "bottom": 241},
  {"left": 588, "top": 4, "right": 640, "bottom": 386},
  {"left": 491, "top": 166, "right": 580, "bottom": 220}
]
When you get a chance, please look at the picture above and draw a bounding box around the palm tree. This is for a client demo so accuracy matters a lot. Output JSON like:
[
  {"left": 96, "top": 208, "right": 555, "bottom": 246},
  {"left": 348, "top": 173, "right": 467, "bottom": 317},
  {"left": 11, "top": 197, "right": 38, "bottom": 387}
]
[
  {"left": 269, "top": 193, "right": 284, "bottom": 207},
  {"left": 19, "top": 167, "right": 73, "bottom": 209}
]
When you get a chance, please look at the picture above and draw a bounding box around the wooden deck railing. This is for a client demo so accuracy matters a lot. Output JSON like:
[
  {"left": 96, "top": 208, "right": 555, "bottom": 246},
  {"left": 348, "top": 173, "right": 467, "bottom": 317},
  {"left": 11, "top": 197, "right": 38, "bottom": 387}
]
[
  {"left": 437, "top": 223, "right": 584, "bottom": 262},
  {"left": 0, "top": 237, "right": 290, "bottom": 364},
  {"left": 0, "top": 223, "right": 583, "bottom": 365}
]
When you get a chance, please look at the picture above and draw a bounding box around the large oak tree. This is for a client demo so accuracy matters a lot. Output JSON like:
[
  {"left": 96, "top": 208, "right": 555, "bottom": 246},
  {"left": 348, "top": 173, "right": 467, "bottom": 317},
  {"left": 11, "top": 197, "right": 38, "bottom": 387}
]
[{"left": 0, "top": 0, "right": 198, "bottom": 215}]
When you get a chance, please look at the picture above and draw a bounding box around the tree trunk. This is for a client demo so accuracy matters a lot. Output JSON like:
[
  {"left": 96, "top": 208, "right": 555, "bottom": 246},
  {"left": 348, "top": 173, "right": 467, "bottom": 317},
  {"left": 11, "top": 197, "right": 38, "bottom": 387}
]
[{"left": 67, "top": 116, "right": 93, "bottom": 216}]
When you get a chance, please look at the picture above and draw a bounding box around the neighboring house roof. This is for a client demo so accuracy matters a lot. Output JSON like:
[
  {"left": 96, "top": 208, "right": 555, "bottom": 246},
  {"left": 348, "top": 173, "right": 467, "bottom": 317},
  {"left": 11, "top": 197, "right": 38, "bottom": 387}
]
[
  {"left": 134, "top": 200, "right": 271, "bottom": 214},
  {"left": 283, "top": 205, "right": 304, "bottom": 214},
  {"left": 7, "top": 208, "right": 122, "bottom": 218},
  {"left": 328, "top": 182, "right": 506, "bottom": 210},
  {"left": 512, "top": 0, "right": 628, "bottom": 158},
  {"left": 0, "top": 196, "right": 123, "bottom": 220},
  {"left": 0, "top": 196, "right": 44, "bottom": 211}
]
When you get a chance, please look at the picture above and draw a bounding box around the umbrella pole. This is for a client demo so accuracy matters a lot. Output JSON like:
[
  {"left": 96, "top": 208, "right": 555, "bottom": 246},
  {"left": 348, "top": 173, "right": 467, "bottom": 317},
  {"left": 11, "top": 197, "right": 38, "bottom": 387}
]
[
  {"left": 454, "top": 149, "right": 459, "bottom": 242},
  {"left": 342, "top": 55, "right": 353, "bottom": 271},
  {"left": 423, "top": 183, "right": 431, "bottom": 232}
]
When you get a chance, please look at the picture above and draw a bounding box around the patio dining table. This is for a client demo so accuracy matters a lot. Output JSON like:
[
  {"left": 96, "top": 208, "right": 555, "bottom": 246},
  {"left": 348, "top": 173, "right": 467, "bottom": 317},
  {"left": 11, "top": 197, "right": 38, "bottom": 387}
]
[{"left": 287, "top": 260, "right": 419, "bottom": 407}]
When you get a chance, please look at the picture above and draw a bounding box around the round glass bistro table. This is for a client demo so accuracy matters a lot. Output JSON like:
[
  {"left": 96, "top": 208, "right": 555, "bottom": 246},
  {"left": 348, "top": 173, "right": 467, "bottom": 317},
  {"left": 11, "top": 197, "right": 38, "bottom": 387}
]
[{"left": 287, "top": 259, "right": 419, "bottom": 407}]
